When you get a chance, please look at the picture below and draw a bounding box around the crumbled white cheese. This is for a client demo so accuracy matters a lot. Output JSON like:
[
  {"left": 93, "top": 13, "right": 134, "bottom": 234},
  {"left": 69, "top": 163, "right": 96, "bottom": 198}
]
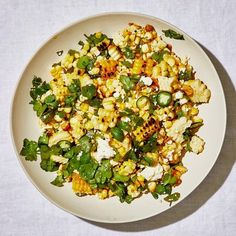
[
  {"left": 158, "top": 76, "right": 174, "bottom": 92},
  {"left": 151, "top": 40, "right": 159, "bottom": 51},
  {"left": 92, "top": 138, "right": 115, "bottom": 163},
  {"left": 141, "top": 44, "right": 149, "bottom": 53},
  {"left": 167, "top": 117, "right": 192, "bottom": 143},
  {"left": 139, "top": 164, "right": 163, "bottom": 181},
  {"left": 140, "top": 76, "right": 153, "bottom": 86},
  {"left": 174, "top": 91, "right": 184, "bottom": 100},
  {"left": 190, "top": 135, "right": 205, "bottom": 154},
  {"left": 113, "top": 91, "right": 120, "bottom": 98},
  {"left": 179, "top": 98, "right": 188, "bottom": 105},
  {"left": 166, "top": 150, "right": 174, "bottom": 161}
]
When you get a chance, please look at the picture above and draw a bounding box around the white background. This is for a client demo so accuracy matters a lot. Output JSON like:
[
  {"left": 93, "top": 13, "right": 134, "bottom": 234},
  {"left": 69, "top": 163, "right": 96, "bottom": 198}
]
[{"left": 0, "top": 0, "right": 235, "bottom": 235}]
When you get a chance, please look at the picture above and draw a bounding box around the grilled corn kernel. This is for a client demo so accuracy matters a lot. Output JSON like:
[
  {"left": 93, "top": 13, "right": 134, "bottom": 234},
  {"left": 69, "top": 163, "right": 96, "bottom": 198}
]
[
  {"left": 98, "top": 189, "right": 108, "bottom": 199},
  {"left": 79, "top": 103, "right": 89, "bottom": 112},
  {"left": 189, "top": 107, "right": 199, "bottom": 116},
  {"left": 72, "top": 173, "right": 94, "bottom": 195},
  {"left": 148, "top": 182, "right": 156, "bottom": 192}
]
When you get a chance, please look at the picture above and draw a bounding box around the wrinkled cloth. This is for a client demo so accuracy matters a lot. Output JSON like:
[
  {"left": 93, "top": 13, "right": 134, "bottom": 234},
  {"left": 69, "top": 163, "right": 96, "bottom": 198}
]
[{"left": 0, "top": 0, "right": 235, "bottom": 235}]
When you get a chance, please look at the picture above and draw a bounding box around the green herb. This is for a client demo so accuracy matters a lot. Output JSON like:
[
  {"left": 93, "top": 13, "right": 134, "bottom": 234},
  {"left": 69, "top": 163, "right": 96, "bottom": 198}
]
[
  {"left": 164, "top": 192, "right": 181, "bottom": 203},
  {"left": 177, "top": 110, "right": 185, "bottom": 118},
  {"left": 38, "top": 133, "right": 49, "bottom": 146},
  {"left": 117, "top": 120, "right": 131, "bottom": 132},
  {"left": 77, "top": 56, "right": 92, "bottom": 69},
  {"left": 152, "top": 50, "right": 168, "bottom": 63},
  {"left": 20, "top": 139, "right": 38, "bottom": 161},
  {"left": 84, "top": 33, "right": 108, "bottom": 47},
  {"left": 110, "top": 127, "right": 124, "bottom": 142},
  {"left": 40, "top": 159, "right": 58, "bottom": 172},
  {"left": 78, "top": 135, "right": 92, "bottom": 153},
  {"left": 141, "top": 134, "right": 158, "bottom": 153},
  {"left": 30, "top": 76, "right": 50, "bottom": 101},
  {"left": 122, "top": 60, "right": 132, "bottom": 68},
  {"left": 44, "top": 94, "right": 58, "bottom": 108},
  {"left": 68, "top": 79, "right": 81, "bottom": 93},
  {"left": 179, "top": 69, "right": 193, "bottom": 81},
  {"left": 81, "top": 84, "right": 96, "bottom": 99},
  {"left": 88, "top": 97, "right": 102, "bottom": 108},
  {"left": 58, "top": 140, "right": 71, "bottom": 152},
  {"left": 113, "top": 172, "right": 129, "bottom": 182},
  {"left": 162, "top": 29, "right": 184, "bottom": 40},
  {"left": 51, "top": 175, "right": 65, "bottom": 187},
  {"left": 78, "top": 40, "right": 84, "bottom": 47},
  {"left": 95, "top": 159, "right": 112, "bottom": 184}
]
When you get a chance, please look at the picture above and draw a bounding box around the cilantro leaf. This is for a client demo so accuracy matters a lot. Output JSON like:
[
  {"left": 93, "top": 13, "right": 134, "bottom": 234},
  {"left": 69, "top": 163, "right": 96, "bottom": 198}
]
[
  {"left": 51, "top": 175, "right": 65, "bottom": 187},
  {"left": 162, "top": 29, "right": 184, "bottom": 40},
  {"left": 20, "top": 138, "right": 38, "bottom": 161}
]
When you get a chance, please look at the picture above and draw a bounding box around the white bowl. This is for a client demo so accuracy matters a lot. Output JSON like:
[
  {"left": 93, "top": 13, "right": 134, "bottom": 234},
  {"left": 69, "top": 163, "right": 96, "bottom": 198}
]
[{"left": 11, "top": 12, "right": 226, "bottom": 223}]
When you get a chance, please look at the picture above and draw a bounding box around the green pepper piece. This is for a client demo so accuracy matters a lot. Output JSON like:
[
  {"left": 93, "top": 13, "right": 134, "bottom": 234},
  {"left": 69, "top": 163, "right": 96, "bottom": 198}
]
[
  {"left": 156, "top": 184, "right": 166, "bottom": 194},
  {"left": 110, "top": 127, "right": 124, "bottom": 142},
  {"left": 136, "top": 96, "right": 150, "bottom": 110},
  {"left": 123, "top": 47, "right": 134, "bottom": 59},
  {"left": 117, "top": 120, "right": 131, "bottom": 132},
  {"left": 155, "top": 91, "right": 172, "bottom": 107}
]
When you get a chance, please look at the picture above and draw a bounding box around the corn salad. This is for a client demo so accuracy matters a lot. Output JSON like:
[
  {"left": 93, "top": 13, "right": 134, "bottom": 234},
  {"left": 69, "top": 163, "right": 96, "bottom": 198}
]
[{"left": 20, "top": 23, "right": 211, "bottom": 204}]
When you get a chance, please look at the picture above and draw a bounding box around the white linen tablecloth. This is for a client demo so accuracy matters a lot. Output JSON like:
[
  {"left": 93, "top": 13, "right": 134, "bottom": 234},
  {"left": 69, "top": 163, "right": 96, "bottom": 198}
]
[{"left": 0, "top": 0, "right": 235, "bottom": 235}]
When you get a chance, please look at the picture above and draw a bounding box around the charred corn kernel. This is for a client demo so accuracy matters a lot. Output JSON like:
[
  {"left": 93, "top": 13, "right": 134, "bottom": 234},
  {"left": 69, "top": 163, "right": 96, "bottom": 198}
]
[
  {"left": 175, "top": 165, "right": 188, "bottom": 174},
  {"left": 132, "top": 58, "right": 144, "bottom": 75},
  {"left": 79, "top": 102, "right": 89, "bottom": 112},
  {"left": 108, "top": 189, "right": 114, "bottom": 197},
  {"left": 72, "top": 173, "right": 94, "bottom": 195},
  {"left": 98, "top": 189, "right": 108, "bottom": 199},
  {"left": 133, "top": 116, "right": 159, "bottom": 142},
  {"left": 189, "top": 107, "right": 199, "bottom": 116},
  {"left": 108, "top": 45, "right": 121, "bottom": 60},
  {"left": 100, "top": 59, "right": 117, "bottom": 79},
  {"left": 148, "top": 182, "right": 156, "bottom": 192},
  {"left": 145, "top": 58, "right": 154, "bottom": 76},
  {"left": 181, "top": 84, "right": 193, "bottom": 96}
]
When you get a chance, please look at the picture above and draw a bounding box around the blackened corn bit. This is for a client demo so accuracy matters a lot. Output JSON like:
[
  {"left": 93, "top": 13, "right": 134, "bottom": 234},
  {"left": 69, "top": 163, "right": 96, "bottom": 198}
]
[{"left": 133, "top": 117, "right": 159, "bottom": 142}]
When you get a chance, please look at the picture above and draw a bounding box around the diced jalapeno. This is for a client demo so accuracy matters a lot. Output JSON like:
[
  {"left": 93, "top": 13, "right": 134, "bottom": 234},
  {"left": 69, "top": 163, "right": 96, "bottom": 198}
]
[{"left": 155, "top": 91, "right": 172, "bottom": 107}]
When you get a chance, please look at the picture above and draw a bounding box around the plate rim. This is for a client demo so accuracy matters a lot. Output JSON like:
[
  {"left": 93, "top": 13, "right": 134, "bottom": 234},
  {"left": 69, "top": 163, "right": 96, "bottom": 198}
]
[{"left": 10, "top": 11, "right": 227, "bottom": 223}]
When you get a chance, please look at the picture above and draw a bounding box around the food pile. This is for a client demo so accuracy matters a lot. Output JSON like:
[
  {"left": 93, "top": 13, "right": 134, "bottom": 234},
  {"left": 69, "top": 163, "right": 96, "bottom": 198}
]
[{"left": 21, "top": 23, "right": 211, "bottom": 203}]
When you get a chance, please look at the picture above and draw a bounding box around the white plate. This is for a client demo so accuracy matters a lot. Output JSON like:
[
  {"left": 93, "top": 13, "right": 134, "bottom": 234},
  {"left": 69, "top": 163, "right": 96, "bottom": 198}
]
[{"left": 11, "top": 12, "right": 226, "bottom": 223}]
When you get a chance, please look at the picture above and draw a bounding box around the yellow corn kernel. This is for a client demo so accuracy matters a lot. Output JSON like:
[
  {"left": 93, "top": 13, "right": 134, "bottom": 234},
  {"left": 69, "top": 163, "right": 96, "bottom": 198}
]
[
  {"left": 145, "top": 58, "right": 154, "bottom": 77},
  {"left": 175, "top": 165, "right": 188, "bottom": 174},
  {"left": 148, "top": 182, "right": 156, "bottom": 192},
  {"left": 131, "top": 58, "right": 144, "bottom": 75},
  {"left": 134, "top": 36, "right": 140, "bottom": 45},
  {"left": 152, "top": 65, "right": 161, "bottom": 78},
  {"left": 72, "top": 173, "right": 94, "bottom": 195},
  {"left": 95, "top": 32, "right": 102, "bottom": 38},
  {"left": 84, "top": 120, "right": 93, "bottom": 130},
  {"left": 189, "top": 107, "right": 199, "bottom": 116},
  {"left": 192, "top": 116, "right": 203, "bottom": 123},
  {"left": 98, "top": 189, "right": 108, "bottom": 199},
  {"left": 133, "top": 116, "right": 159, "bottom": 142},
  {"left": 181, "top": 84, "right": 193, "bottom": 96},
  {"left": 79, "top": 103, "right": 89, "bottom": 112},
  {"left": 164, "top": 121, "right": 172, "bottom": 129},
  {"left": 83, "top": 43, "right": 90, "bottom": 51}
]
